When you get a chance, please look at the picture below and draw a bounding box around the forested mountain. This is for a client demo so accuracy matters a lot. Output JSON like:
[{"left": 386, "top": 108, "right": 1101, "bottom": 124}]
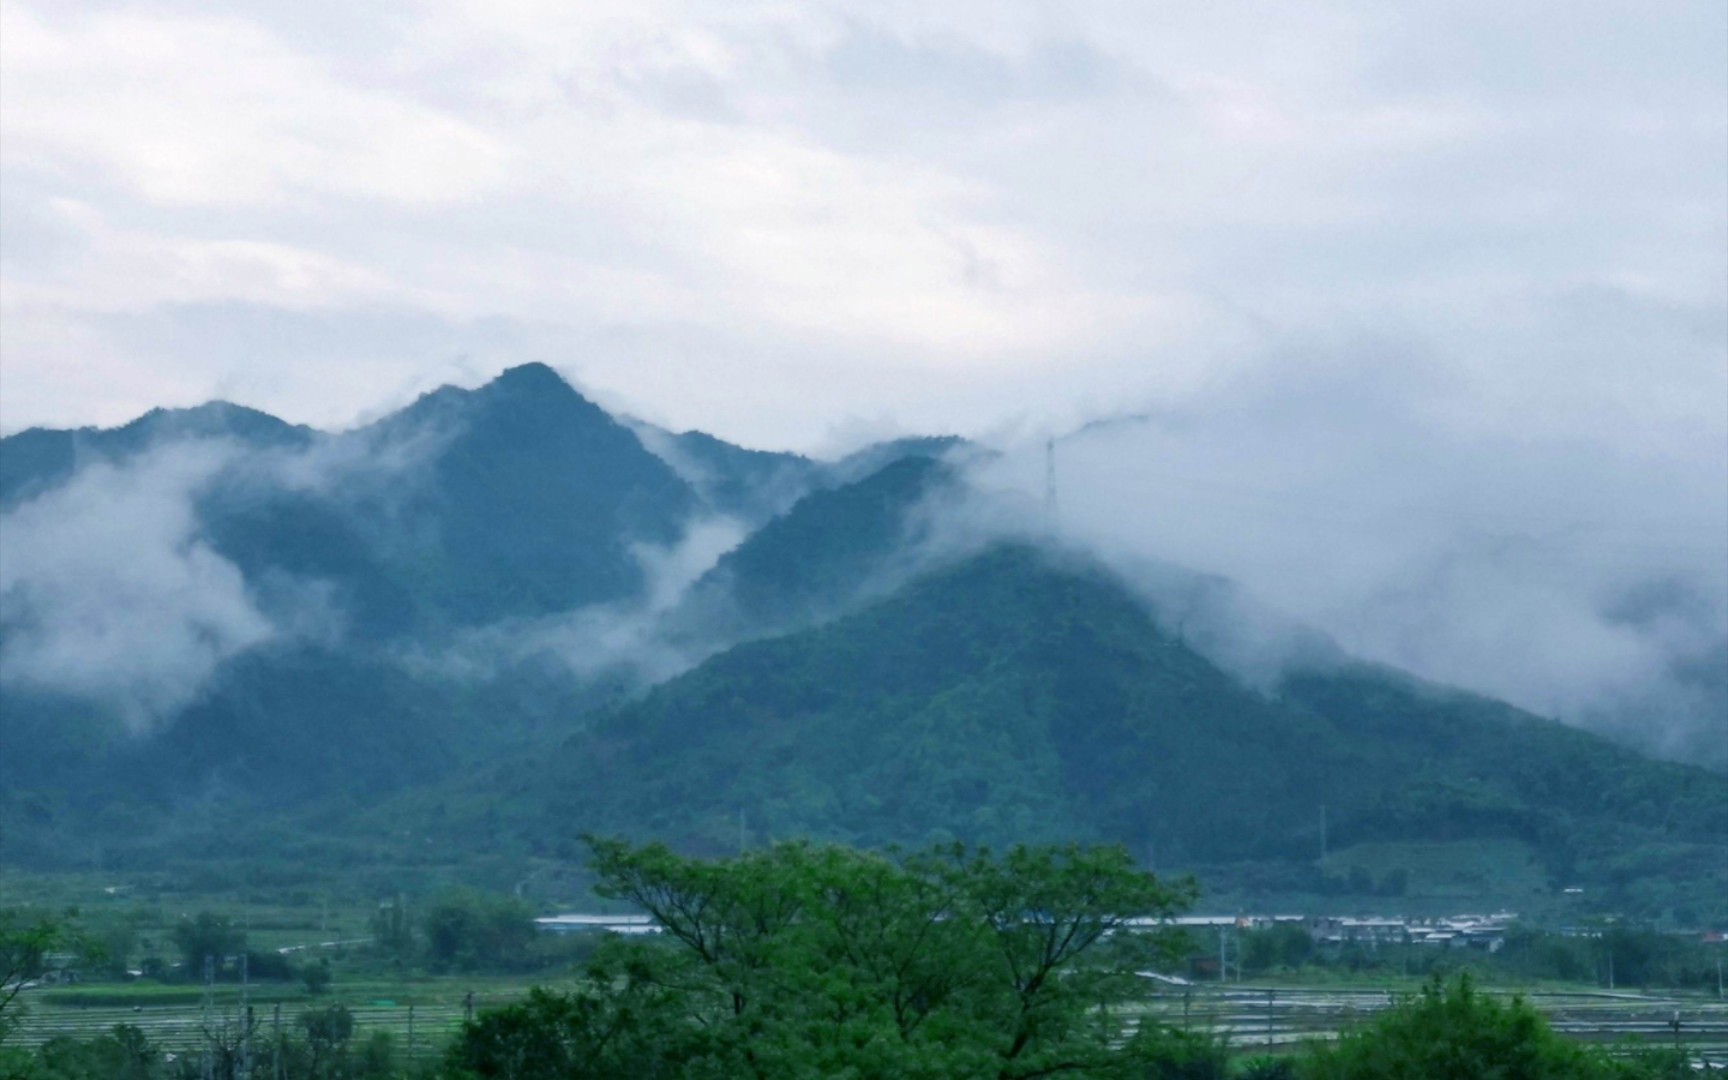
[
  {"left": 0, "top": 401, "right": 313, "bottom": 509},
  {"left": 504, "top": 546, "right": 1724, "bottom": 904},
  {"left": 1, "top": 365, "right": 1721, "bottom": 920}
]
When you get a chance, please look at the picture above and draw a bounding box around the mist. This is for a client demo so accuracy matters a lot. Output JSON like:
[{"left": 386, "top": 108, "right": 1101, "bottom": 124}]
[
  {"left": 417, "top": 513, "right": 752, "bottom": 687},
  {"left": 962, "top": 343, "right": 1728, "bottom": 765},
  {"left": 0, "top": 441, "right": 275, "bottom": 727}
]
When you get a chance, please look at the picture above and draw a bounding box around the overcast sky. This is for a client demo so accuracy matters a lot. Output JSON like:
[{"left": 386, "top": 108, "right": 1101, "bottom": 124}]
[{"left": 3, "top": 0, "right": 1722, "bottom": 454}]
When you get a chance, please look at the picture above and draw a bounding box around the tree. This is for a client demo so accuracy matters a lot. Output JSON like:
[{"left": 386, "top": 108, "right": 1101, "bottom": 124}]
[
  {"left": 1298, "top": 973, "right": 1677, "bottom": 1080},
  {"left": 168, "top": 913, "right": 246, "bottom": 980},
  {"left": 423, "top": 893, "right": 535, "bottom": 973},
  {"left": 301, "top": 957, "right": 333, "bottom": 996},
  {"left": 1, "top": 908, "right": 86, "bottom": 1055},
  {"left": 301, "top": 1003, "right": 355, "bottom": 1078},
  {"left": 30, "top": 1024, "right": 162, "bottom": 1080},
  {"left": 1242, "top": 923, "right": 1314, "bottom": 974},
  {"left": 446, "top": 838, "right": 1196, "bottom": 1079}
]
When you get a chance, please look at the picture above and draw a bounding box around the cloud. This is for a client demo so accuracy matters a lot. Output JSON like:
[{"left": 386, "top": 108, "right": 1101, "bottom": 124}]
[
  {"left": 0, "top": 407, "right": 457, "bottom": 727},
  {"left": 963, "top": 332, "right": 1727, "bottom": 763},
  {"left": 0, "top": 5, "right": 509, "bottom": 209},
  {"left": 410, "top": 513, "right": 750, "bottom": 685},
  {"left": 0, "top": 441, "right": 274, "bottom": 727}
]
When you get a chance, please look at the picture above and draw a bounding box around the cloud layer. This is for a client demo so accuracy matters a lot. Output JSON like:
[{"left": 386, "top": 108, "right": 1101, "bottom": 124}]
[{"left": 3, "top": 2, "right": 1721, "bottom": 450}]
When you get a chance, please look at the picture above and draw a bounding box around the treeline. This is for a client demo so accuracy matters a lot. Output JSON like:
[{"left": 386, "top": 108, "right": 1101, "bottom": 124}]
[
  {"left": 26, "top": 890, "right": 575, "bottom": 994},
  {"left": 1216, "top": 921, "right": 1724, "bottom": 990}
]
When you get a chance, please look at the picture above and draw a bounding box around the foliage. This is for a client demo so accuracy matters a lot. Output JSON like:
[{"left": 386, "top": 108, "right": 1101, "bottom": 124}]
[
  {"left": 1240, "top": 924, "right": 1314, "bottom": 974},
  {"left": 422, "top": 893, "right": 535, "bottom": 974},
  {"left": 445, "top": 837, "right": 1197, "bottom": 1079},
  {"left": 301, "top": 958, "right": 333, "bottom": 996},
  {"left": 30, "top": 1024, "right": 161, "bottom": 1080},
  {"left": 1296, "top": 973, "right": 1686, "bottom": 1080},
  {"left": 533, "top": 545, "right": 1725, "bottom": 921},
  {"left": 168, "top": 913, "right": 246, "bottom": 980},
  {"left": 0, "top": 908, "right": 86, "bottom": 1050}
]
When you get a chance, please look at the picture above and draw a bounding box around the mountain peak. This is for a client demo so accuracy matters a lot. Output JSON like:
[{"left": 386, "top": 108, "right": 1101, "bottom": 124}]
[{"left": 489, "top": 361, "right": 575, "bottom": 395}]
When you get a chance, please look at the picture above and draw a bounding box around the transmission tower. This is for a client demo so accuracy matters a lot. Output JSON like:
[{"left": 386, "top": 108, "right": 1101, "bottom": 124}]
[{"left": 1044, "top": 438, "right": 1059, "bottom": 531}]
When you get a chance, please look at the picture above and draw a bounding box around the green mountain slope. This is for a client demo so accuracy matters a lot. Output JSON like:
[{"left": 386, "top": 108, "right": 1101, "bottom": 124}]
[
  {"left": 516, "top": 544, "right": 1724, "bottom": 910},
  {"left": 674, "top": 454, "right": 960, "bottom": 640}
]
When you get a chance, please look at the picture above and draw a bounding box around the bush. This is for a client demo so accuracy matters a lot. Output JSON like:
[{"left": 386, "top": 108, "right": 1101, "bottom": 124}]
[{"left": 1299, "top": 974, "right": 1679, "bottom": 1080}]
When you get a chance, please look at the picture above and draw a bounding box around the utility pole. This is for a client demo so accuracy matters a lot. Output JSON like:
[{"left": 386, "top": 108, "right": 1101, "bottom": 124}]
[
  {"left": 201, "top": 955, "right": 215, "bottom": 1080},
  {"left": 1218, "top": 926, "right": 1228, "bottom": 984},
  {"left": 240, "top": 952, "right": 251, "bottom": 1080},
  {"left": 1045, "top": 438, "right": 1059, "bottom": 530}
]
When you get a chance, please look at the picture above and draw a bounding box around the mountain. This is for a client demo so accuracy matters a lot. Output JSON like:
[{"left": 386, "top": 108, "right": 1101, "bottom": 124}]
[
  {"left": 203, "top": 363, "right": 700, "bottom": 632},
  {"left": 0, "top": 401, "right": 312, "bottom": 509},
  {"left": 671, "top": 453, "right": 962, "bottom": 642},
  {"left": 493, "top": 544, "right": 1725, "bottom": 913},
  {"left": 4, "top": 369, "right": 1722, "bottom": 923},
  {"left": 630, "top": 425, "right": 824, "bottom": 525},
  {"left": 0, "top": 365, "right": 726, "bottom": 859}
]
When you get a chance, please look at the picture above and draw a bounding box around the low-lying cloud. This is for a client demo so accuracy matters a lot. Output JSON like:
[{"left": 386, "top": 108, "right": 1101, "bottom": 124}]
[
  {"left": 0, "top": 441, "right": 274, "bottom": 726},
  {"left": 965, "top": 340, "right": 1728, "bottom": 765}
]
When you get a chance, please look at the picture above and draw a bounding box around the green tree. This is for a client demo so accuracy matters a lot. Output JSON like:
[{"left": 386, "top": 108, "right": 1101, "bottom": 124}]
[
  {"left": 300, "top": 1003, "right": 355, "bottom": 1078},
  {"left": 168, "top": 913, "right": 246, "bottom": 980},
  {"left": 1, "top": 907, "right": 87, "bottom": 1069},
  {"left": 31, "top": 1024, "right": 161, "bottom": 1080},
  {"left": 1242, "top": 923, "right": 1314, "bottom": 974},
  {"left": 447, "top": 838, "right": 1196, "bottom": 1080},
  {"left": 445, "top": 984, "right": 694, "bottom": 1080},
  {"left": 1298, "top": 973, "right": 1673, "bottom": 1080},
  {"left": 301, "top": 957, "right": 333, "bottom": 996},
  {"left": 423, "top": 893, "right": 535, "bottom": 974}
]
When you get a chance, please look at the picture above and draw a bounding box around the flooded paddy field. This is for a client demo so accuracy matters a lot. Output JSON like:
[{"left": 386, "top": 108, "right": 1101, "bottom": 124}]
[{"left": 1135, "top": 985, "right": 1728, "bottom": 1066}]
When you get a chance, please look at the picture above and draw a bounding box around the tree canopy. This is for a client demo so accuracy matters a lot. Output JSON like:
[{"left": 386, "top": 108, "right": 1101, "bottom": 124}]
[{"left": 447, "top": 838, "right": 1197, "bottom": 1080}]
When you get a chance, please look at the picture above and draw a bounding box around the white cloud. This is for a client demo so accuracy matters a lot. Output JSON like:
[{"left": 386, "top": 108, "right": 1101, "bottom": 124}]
[
  {"left": 0, "top": 442, "right": 274, "bottom": 726},
  {"left": 0, "top": 5, "right": 510, "bottom": 208}
]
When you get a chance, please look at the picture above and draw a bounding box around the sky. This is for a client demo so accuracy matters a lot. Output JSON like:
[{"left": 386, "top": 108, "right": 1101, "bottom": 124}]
[
  {"left": 2, "top": 1, "right": 1725, "bottom": 756},
  {"left": 2, "top": 1, "right": 1722, "bottom": 453}
]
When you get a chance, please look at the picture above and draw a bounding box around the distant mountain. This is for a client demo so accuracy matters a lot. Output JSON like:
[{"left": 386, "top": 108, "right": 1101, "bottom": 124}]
[
  {"left": 0, "top": 401, "right": 312, "bottom": 509},
  {"left": 509, "top": 544, "right": 1724, "bottom": 911},
  {"left": 827, "top": 435, "right": 972, "bottom": 486},
  {"left": 672, "top": 454, "right": 962, "bottom": 642},
  {"left": 309, "top": 362, "right": 698, "bottom": 628},
  {"left": 0, "top": 365, "right": 734, "bottom": 856},
  {"left": 630, "top": 425, "right": 824, "bottom": 525},
  {"left": 3, "top": 369, "right": 1722, "bottom": 925}
]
